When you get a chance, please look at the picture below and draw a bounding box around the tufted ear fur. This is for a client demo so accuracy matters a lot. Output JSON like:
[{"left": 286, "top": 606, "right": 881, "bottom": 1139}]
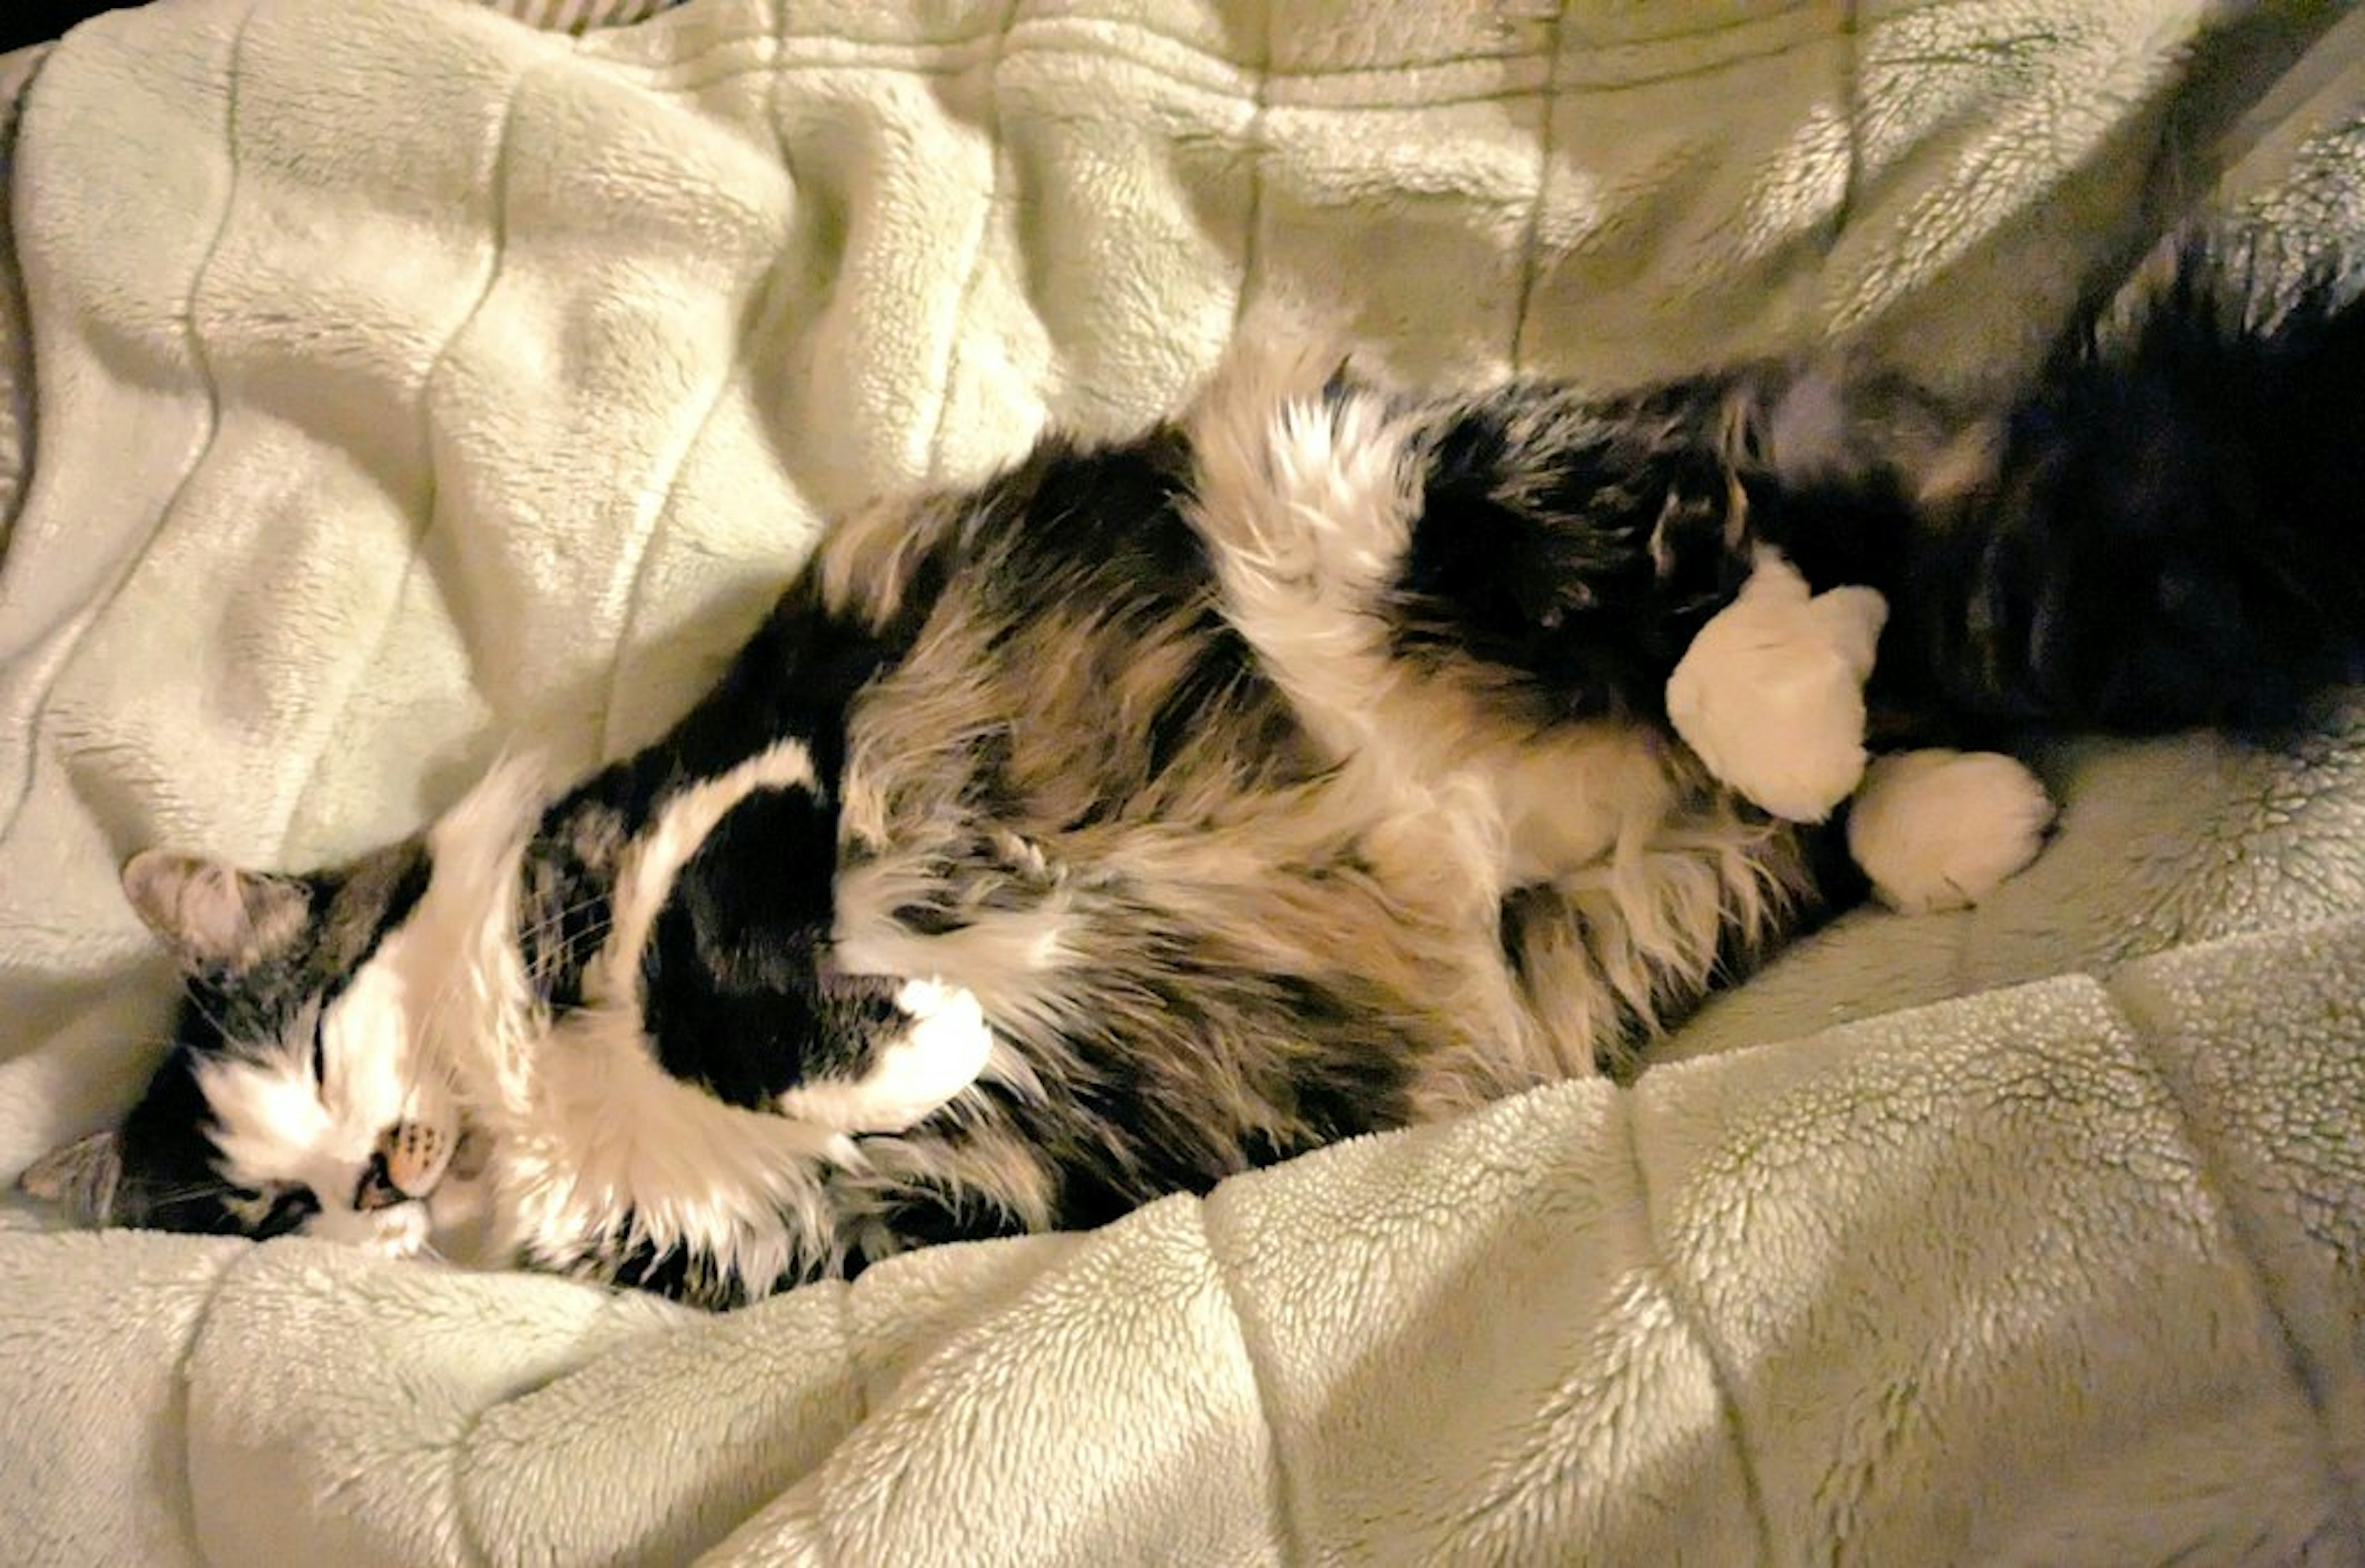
[
  {"left": 17, "top": 1129, "right": 123, "bottom": 1226},
  {"left": 120, "top": 850, "right": 310, "bottom": 974}
]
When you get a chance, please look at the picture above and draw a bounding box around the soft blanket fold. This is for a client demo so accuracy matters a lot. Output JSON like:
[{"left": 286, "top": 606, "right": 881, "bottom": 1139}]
[
  {"left": 12, "top": 918, "right": 2365, "bottom": 1564},
  {"left": 1, "top": 1, "right": 2361, "bottom": 1562}
]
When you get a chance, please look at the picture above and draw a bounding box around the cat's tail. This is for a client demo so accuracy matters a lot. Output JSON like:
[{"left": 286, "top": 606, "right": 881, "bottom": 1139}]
[{"left": 1783, "top": 243, "right": 2365, "bottom": 734}]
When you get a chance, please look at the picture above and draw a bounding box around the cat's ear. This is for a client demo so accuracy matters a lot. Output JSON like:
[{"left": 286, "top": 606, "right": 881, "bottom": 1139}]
[
  {"left": 18, "top": 1128, "right": 123, "bottom": 1227},
  {"left": 121, "top": 850, "right": 310, "bottom": 974}
]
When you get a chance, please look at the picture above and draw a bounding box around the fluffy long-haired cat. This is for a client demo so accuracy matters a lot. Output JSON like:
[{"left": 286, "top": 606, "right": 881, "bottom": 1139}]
[{"left": 23, "top": 246, "right": 2365, "bottom": 1309}]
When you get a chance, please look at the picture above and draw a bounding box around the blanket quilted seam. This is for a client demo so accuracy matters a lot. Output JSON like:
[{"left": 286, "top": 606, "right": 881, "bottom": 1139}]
[
  {"left": 0, "top": 44, "right": 47, "bottom": 565},
  {"left": 172, "top": 1239, "right": 290, "bottom": 1567},
  {"left": 1218, "top": 0, "right": 1271, "bottom": 342},
  {"left": 592, "top": 278, "right": 762, "bottom": 758},
  {"left": 917, "top": 0, "right": 1017, "bottom": 490},
  {"left": 1830, "top": 0, "right": 1866, "bottom": 246},
  {"left": 0, "top": 0, "right": 262, "bottom": 849},
  {"left": 828, "top": 1274, "right": 872, "bottom": 1432},
  {"left": 817, "top": 46, "right": 1546, "bottom": 113},
  {"left": 2102, "top": 960, "right": 2365, "bottom": 1547},
  {"left": 270, "top": 60, "right": 532, "bottom": 861},
  {"left": 588, "top": 14, "right": 1537, "bottom": 87},
  {"left": 442, "top": 1395, "right": 501, "bottom": 1568},
  {"left": 584, "top": 7, "right": 1851, "bottom": 95},
  {"left": 1615, "top": 1089, "right": 1776, "bottom": 1559},
  {"left": 1507, "top": 3, "right": 1568, "bottom": 373},
  {"left": 499, "top": 43, "right": 1742, "bottom": 132},
  {"left": 552, "top": 22, "right": 1836, "bottom": 119},
  {"left": 1195, "top": 1200, "right": 1307, "bottom": 1568}
]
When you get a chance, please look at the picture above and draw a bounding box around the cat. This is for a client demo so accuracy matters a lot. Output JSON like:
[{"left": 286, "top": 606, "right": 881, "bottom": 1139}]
[{"left": 22, "top": 244, "right": 2365, "bottom": 1309}]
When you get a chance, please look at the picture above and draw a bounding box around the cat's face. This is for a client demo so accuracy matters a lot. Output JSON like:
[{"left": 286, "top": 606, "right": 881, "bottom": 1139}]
[{"left": 23, "top": 842, "right": 488, "bottom": 1259}]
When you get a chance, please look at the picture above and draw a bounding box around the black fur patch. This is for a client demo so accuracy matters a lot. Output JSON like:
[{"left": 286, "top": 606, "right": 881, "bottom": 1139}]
[
  {"left": 604, "top": 1231, "right": 772, "bottom": 1311},
  {"left": 522, "top": 554, "right": 953, "bottom": 1013},
  {"left": 984, "top": 426, "right": 1200, "bottom": 590},
  {"left": 106, "top": 1045, "right": 247, "bottom": 1234},
  {"left": 1888, "top": 251, "right": 2365, "bottom": 730},
  {"left": 640, "top": 785, "right": 892, "bottom": 1107},
  {"left": 1393, "top": 387, "right": 1749, "bottom": 722}
]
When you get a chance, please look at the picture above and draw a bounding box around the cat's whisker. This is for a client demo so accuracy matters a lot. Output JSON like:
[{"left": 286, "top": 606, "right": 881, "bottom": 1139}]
[
  {"left": 30, "top": 1033, "right": 180, "bottom": 1054},
  {"left": 111, "top": 1179, "right": 248, "bottom": 1210},
  {"left": 533, "top": 903, "right": 619, "bottom": 968},
  {"left": 175, "top": 987, "right": 238, "bottom": 1049},
  {"left": 519, "top": 881, "right": 618, "bottom": 934},
  {"left": 534, "top": 886, "right": 618, "bottom": 925}
]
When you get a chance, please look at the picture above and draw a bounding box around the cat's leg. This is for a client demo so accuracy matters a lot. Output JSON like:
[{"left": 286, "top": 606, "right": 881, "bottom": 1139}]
[
  {"left": 1182, "top": 346, "right": 1429, "bottom": 762},
  {"left": 1665, "top": 565, "right": 2060, "bottom": 911},
  {"left": 1184, "top": 363, "right": 1781, "bottom": 761},
  {"left": 1488, "top": 802, "right": 1813, "bottom": 1079},
  {"left": 597, "top": 754, "right": 995, "bottom": 1125},
  {"left": 1351, "top": 381, "right": 1859, "bottom": 1069},
  {"left": 826, "top": 1101, "right": 1063, "bottom": 1275}
]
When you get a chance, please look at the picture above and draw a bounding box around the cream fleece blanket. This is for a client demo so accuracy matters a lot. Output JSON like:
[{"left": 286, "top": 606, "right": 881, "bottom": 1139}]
[{"left": 2, "top": 1, "right": 2363, "bottom": 1562}]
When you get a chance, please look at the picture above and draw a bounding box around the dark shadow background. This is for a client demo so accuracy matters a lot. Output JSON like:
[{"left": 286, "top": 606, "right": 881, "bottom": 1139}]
[{"left": 3, "top": 4, "right": 137, "bottom": 54}]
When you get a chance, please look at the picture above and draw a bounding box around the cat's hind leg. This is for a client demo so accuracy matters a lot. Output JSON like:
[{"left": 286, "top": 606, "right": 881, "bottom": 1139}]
[
  {"left": 1182, "top": 346, "right": 1430, "bottom": 761},
  {"left": 1184, "top": 363, "right": 1771, "bottom": 756}
]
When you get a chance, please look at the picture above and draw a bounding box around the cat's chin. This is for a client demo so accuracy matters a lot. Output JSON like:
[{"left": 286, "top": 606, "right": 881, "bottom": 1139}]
[
  {"left": 306, "top": 1198, "right": 437, "bottom": 1256},
  {"left": 419, "top": 1170, "right": 505, "bottom": 1268}
]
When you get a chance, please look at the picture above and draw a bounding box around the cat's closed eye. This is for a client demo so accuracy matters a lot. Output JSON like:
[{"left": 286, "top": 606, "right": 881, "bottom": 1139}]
[{"left": 248, "top": 1184, "right": 321, "bottom": 1239}]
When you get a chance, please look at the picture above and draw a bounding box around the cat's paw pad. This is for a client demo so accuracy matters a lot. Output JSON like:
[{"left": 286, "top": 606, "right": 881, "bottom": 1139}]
[
  {"left": 1667, "top": 551, "right": 1887, "bottom": 823},
  {"left": 1846, "top": 749, "right": 2056, "bottom": 913}
]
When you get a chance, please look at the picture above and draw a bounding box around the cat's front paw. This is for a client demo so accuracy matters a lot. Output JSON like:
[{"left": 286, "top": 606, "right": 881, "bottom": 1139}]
[
  {"left": 776, "top": 978, "right": 994, "bottom": 1134},
  {"left": 1846, "top": 749, "right": 2056, "bottom": 913},
  {"left": 881, "top": 979, "right": 995, "bottom": 1126},
  {"left": 1666, "top": 550, "right": 1886, "bottom": 823}
]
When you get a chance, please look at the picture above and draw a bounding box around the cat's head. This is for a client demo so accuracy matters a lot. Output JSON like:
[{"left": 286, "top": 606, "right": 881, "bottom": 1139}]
[{"left": 21, "top": 841, "right": 487, "bottom": 1258}]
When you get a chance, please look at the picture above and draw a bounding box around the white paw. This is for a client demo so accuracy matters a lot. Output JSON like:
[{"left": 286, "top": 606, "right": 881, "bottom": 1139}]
[
  {"left": 1666, "top": 550, "right": 1887, "bottom": 823},
  {"left": 775, "top": 979, "right": 993, "bottom": 1134},
  {"left": 1846, "top": 749, "right": 2056, "bottom": 913}
]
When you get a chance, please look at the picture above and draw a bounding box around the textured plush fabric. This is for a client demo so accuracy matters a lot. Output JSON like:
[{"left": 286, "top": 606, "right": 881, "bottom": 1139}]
[
  {"left": 0, "top": 1, "right": 2361, "bottom": 1562},
  {"left": 486, "top": 0, "right": 682, "bottom": 33}
]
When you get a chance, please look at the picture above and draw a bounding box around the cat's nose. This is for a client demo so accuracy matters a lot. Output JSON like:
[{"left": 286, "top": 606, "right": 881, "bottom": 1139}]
[
  {"left": 353, "top": 1152, "right": 407, "bottom": 1213},
  {"left": 360, "top": 1120, "right": 454, "bottom": 1209}
]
